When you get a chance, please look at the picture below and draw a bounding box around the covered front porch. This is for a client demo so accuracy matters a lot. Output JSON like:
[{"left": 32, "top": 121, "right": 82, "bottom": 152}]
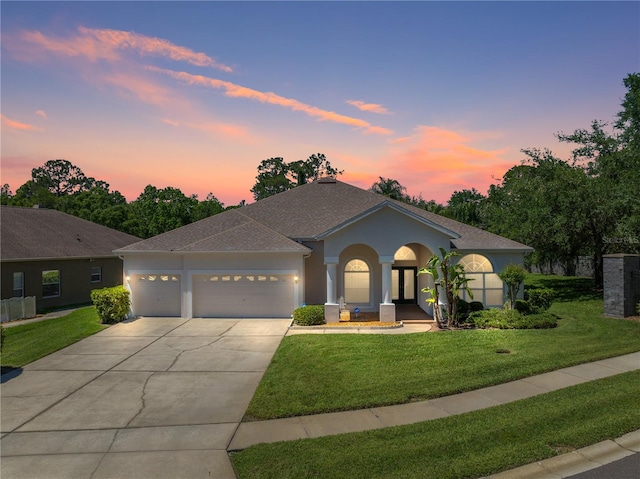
[{"left": 323, "top": 243, "right": 435, "bottom": 323}]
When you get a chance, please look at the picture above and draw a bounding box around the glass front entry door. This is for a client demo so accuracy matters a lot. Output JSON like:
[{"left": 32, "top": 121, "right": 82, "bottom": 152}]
[{"left": 392, "top": 267, "right": 417, "bottom": 304}]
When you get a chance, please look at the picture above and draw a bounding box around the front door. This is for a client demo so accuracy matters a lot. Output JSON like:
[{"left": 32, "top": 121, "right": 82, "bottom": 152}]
[{"left": 392, "top": 267, "right": 417, "bottom": 304}]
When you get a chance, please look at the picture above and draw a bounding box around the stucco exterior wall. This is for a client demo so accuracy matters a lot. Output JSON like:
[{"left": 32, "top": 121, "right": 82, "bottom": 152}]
[
  {"left": 122, "top": 251, "right": 306, "bottom": 318},
  {"left": 323, "top": 207, "right": 453, "bottom": 260},
  {"left": 302, "top": 241, "right": 326, "bottom": 305},
  {"left": 1, "top": 257, "right": 124, "bottom": 312}
]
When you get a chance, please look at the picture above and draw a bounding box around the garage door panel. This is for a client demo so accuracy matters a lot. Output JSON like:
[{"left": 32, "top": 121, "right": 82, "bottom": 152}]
[
  {"left": 132, "top": 274, "right": 181, "bottom": 317},
  {"left": 192, "top": 274, "right": 294, "bottom": 318}
]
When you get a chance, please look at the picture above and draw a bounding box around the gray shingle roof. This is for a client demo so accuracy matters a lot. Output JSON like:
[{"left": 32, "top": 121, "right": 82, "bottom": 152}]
[
  {"left": 1, "top": 206, "right": 140, "bottom": 261},
  {"left": 116, "top": 210, "right": 310, "bottom": 253},
  {"left": 117, "top": 179, "right": 532, "bottom": 253}
]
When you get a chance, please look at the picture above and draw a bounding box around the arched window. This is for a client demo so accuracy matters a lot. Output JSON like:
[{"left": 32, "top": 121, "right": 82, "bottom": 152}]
[
  {"left": 394, "top": 246, "right": 417, "bottom": 261},
  {"left": 458, "top": 254, "right": 504, "bottom": 307},
  {"left": 344, "top": 259, "right": 370, "bottom": 304}
]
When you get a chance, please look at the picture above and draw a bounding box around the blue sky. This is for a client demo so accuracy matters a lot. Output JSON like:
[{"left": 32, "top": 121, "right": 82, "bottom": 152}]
[{"left": 2, "top": 1, "right": 638, "bottom": 205}]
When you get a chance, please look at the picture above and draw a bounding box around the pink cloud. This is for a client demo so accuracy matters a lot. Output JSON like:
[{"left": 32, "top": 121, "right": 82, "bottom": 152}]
[
  {"left": 78, "top": 27, "right": 232, "bottom": 72},
  {"left": 1, "top": 114, "right": 42, "bottom": 131},
  {"left": 35, "top": 110, "right": 48, "bottom": 119},
  {"left": 6, "top": 27, "right": 231, "bottom": 72},
  {"left": 346, "top": 100, "right": 391, "bottom": 115},
  {"left": 341, "top": 125, "right": 516, "bottom": 203},
  {"left": 148, "top": 67, "right": 394, "bottom": 135}
]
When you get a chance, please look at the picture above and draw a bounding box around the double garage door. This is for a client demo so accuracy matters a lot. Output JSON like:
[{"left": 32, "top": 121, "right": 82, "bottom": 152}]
[{"left": 131, "top": 273, "right": 295, "bottom": 318}]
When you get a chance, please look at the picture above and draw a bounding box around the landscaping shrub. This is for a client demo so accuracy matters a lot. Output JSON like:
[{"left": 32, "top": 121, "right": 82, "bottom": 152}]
[
  {"left": 470, "top": 308, "right": 557, "bottom": 329},
  {"left": 91, "top": 286, "right": 130, "bottom": 324},
  {"left": 292, "top": 305, "right": 325, "bottom": 326},
  {"left": 514, "top": 299, "right": 531, "bottom": 314},
  {"left": 469, "top": 301, "right": 484, "bottom": 312},
  {"left": 0, "top": 325, "right": 4, "bottom": 352},
  {"left": 525, "top": 288, "right": 555, "bottom": 312},
  {"left": 456, "top": 298, "right": 471, "bottom": 323}
]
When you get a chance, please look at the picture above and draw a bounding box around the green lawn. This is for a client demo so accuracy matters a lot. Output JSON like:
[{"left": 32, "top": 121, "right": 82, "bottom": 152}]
[
  {"left": 232, "top": 370, "right": 640, "bottom": 479},
  {"left": 245, "top": 275, "right": 640, "bottom": 420},
  {"left": 1, "top": 306, "right": 107, "bottom": 369}
]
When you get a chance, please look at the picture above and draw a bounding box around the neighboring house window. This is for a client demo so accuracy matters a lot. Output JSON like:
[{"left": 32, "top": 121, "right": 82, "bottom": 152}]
[
  {"left": 457, "top": 254, "right": 504, "bottom": 307},
  {"left": 13, "top": 272, "right": 24, "bottom": 297},
  {"left": 91, "top": 266, "right": 102, "bottom": 283},
  {"left": 42, "top": 270, "right": 60, "bottom": 298},
  {"left": 344, "top": 259, "right": 370, "bottom": 304}
]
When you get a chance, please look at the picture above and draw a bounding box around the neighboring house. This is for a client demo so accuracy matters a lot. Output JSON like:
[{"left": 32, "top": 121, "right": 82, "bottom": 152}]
[
  {"left": 1, "top": 206, "right": 139, "bottom": 312},
  {"left": 117, "top": 179, "right": 532, "bottom": 322}
]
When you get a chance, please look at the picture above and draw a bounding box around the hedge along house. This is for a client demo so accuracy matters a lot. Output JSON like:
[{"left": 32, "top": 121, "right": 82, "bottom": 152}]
[
  {"left": 117, "top": 179, "right": 532, "bottom": 322},
  {"left": 1, "top": 206, "right": 140, "bottom": 312}
]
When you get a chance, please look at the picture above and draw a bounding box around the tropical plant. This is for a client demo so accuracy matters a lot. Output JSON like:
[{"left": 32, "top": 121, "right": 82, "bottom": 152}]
[
  {"left": 418, "top": 248, "right": 473, "bottom": 328},
  {"left": 499, "top": 263, "right": 527, "bottom": 310}
]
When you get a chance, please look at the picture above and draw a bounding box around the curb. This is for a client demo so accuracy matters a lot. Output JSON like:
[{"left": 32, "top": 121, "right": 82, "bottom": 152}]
[{"left": 484, "top": 430, "right": 640, "bottom": 478}]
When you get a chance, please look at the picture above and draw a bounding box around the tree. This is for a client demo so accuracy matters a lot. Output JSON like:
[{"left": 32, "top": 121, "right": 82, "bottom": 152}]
[
  {"left": 250, "top": 157, "right": 294, "bottom": 201},
  {"left": 192, "top": 193, "right": 225, "bottom": 221},
  {"left": 499, "top": 263, "right": 527, "bottom": 310},
  {"left": 369, "top": 177, "right": 408, "bottom": 201},
  {"left": 31, "top": 159, "right": 93, "bottom": 197},
  {"left": 250, "top": 153, "right": 343, "bottom": 201},
  {"left": 445, "top": 188, "right": 485, "bottom": 226},
  {"left": 128, "top": 185, "right": 199, "bottom": 238},
  {"left": 484, "top": 149, "right": 591, "bottom": 275},
  {"left": 1, "top": 184, "right": 13, "bottom": 205},
  {"left": 418, "top": 248, "right": 473, "bottom": 329}
]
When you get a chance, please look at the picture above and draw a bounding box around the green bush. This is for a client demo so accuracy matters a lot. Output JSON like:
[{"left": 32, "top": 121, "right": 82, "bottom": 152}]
[
  {"left": 525, "top": 288, "right": 555, "bottom": 312},
  {"left": 469, "top": 301, "right": 484, "bottom": 312},
  {"left": 514, "top": 299, "right": 531, "bottom": 314},
  {"left": 456, "top": 298, "right": 471, "bottom": 323},
  {"left": 0, "top": 325, "right": 4, "bottom": 352},
  {"left": 90, "top": 286, "right": 130, "bottom": 324},
  {"left": 470, "top": 308, "right": 557, "bottom": 329},
  {"left": 292, "top": 305, "right": 325, "bottom": 326}
]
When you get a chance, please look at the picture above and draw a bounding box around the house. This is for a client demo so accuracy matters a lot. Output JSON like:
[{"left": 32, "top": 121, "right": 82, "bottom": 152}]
[
  {"left": 117, "top": 179, "right": 532, "bottom": 322},
  {"left": 1, "top": 206, "right": 139, "bottom": 312}
]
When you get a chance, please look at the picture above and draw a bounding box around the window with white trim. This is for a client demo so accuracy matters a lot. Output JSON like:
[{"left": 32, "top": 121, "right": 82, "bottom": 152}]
[
  {"left": 457, "top": 254, "right": 504, "bottom": 307},
  {"left": 13, "top": 272, "right": 24, "bottom": 297},
  {"left": 344, "top": 259, "right": 370, "bottom": 304},
  {"left": 91, "top": 266, "right": 102, "bottom": 283}
]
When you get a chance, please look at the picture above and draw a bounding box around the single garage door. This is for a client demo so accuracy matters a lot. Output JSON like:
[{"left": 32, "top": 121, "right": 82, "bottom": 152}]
[
  {"left": 131, "top": 274, "right": 181, "bottom": 317},
  {"left": 192, "top": 273, "right": 295, "bottom": 318}
]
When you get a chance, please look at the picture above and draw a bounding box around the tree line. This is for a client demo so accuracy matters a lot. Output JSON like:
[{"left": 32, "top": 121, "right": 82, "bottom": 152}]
[{"left": 3, "top": 74, "right": 638, "bottom": 288}]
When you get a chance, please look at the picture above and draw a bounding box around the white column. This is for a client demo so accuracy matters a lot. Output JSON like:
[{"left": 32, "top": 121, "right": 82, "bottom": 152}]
[
  {"left": 326, "top": 262, "right": 338, "bottom": 304},
  {"left": 381, "top": 262, "right": 392, "bottom": 304},
  {"left": 379, "top": 257, "right": 395, "bottom": 322}
]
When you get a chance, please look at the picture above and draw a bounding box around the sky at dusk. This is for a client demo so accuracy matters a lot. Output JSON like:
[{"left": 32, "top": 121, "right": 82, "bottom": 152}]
[{"left": 2, "top": 1, "right": 638, "bottom": 206}]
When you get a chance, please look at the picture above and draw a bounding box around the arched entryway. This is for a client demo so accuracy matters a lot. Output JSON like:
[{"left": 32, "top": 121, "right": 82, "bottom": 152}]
[{"left": 392, "top": 245, "right": 418, "bottom": 304}]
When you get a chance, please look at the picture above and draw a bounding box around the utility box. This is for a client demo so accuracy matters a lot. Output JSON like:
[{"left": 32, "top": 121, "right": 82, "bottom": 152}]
[{"left": 603, "top": 254, "right": 640, "bottom": 318}]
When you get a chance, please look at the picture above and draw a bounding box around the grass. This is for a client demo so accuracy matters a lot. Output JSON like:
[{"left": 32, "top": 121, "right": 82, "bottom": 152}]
[
  {"left": 1, "top": 306, "right": 107, "bottom": 369},
  {"left": 231, "top": 370, "right": 640, "bottom": 479},
  {"left": 245, "top": 274, "right": 640, "bottom": 420}
]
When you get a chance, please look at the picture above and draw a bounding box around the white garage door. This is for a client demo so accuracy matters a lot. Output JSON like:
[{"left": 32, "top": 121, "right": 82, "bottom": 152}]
[
  {"left": 132, "top": 274, "right": 181, "bottom": 317},
  {"left": 192, "top": 274, "right": 295, "bottom": 318}
]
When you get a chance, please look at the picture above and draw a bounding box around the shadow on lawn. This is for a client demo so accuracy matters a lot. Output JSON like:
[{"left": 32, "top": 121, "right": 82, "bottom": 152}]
[{"left": 526, "top": 276, "right": 601, "bottom": 303}]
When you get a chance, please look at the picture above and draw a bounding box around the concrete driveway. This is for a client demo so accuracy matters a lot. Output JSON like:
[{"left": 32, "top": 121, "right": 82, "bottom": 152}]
[{"left": 1, "top": 317, "right": 291, "bottom": 479}]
